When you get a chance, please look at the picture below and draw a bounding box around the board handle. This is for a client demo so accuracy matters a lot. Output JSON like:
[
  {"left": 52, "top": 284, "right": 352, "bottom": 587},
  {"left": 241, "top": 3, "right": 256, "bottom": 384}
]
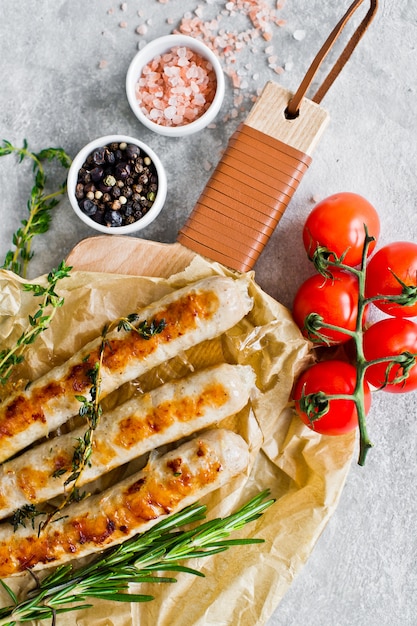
[
  {"left": 178, "top": 122, "right": 312, "bottom": 272},
  {"left": 177, "top": 0, "right": 378, "bottom": 272}
]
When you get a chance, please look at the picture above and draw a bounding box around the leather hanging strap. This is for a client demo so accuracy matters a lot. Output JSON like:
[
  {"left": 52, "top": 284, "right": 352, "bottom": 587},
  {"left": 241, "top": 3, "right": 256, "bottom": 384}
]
[{"left": 286, "top": 0, "right": 378, "bottom": 118}]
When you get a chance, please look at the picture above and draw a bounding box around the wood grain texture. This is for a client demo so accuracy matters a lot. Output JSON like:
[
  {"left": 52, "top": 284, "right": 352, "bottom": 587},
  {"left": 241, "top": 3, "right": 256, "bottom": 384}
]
[
  {"left": 66, "top": 236, "right": 196, "bottom": 278},
  {"left": 245, "top": 82, "right": 330, "bottom": 155}
]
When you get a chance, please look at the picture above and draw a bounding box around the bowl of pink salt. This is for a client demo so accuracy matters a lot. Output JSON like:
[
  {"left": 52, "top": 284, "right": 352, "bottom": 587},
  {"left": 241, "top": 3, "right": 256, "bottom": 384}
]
[{"left": 126, "top": 35, "right": 225, "bottom": 137}]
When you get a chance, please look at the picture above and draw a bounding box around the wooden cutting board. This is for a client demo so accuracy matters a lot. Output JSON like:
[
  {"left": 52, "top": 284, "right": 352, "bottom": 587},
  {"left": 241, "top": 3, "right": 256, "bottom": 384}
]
[
  {"left": 66, "top": 235, "right": 197, "bottom": 278},
  {"left": 64, "top": 231, "right": 355, "bottom": 626}
]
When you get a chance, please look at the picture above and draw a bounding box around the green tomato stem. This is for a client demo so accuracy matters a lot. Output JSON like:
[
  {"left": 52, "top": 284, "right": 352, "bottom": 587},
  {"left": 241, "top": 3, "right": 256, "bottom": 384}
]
[{"left": 304, "top": 227, "right": 376, "bottom": 464}]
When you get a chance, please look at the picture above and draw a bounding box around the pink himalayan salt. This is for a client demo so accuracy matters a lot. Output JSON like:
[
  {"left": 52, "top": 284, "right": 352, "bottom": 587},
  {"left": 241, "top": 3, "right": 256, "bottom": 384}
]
[{"left": 135, "top": 46, "right": 217, "bottom": 127}]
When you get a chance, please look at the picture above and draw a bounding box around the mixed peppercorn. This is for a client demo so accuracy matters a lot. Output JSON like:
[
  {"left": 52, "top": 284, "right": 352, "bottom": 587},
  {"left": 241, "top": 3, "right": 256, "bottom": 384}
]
[{"left": 75, "top": 141, "right": 158, "bottom": 228}]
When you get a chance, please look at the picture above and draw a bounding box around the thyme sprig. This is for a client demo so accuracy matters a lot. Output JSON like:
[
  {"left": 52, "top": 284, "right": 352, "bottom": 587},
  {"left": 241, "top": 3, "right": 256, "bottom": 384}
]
[
  {"left": 300, "top": 227, "right": 417, "bottom": 465},
  {"left": 0, "top": 139, "right": 72, "bottom": 277},
  {"left": 47, "top": 314, "right": 166, "bottom": 524},
  {"left": 9, "top": 505, "right": 43, "bottom": 533},
  {"left": 0, "top": 261, "right": 72, "bottom": 385},
  {"left": 0, "top": 490, "right": 274, "bottom": 626}
]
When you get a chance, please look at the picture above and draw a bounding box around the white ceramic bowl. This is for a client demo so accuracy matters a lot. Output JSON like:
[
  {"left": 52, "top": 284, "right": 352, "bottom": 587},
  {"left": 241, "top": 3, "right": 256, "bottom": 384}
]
[
  {"left": 67, "top": 134, "right": 167, "bottom": 234},
  {"left": 126, "top": 34, "right": 225, "bottom": 137}
]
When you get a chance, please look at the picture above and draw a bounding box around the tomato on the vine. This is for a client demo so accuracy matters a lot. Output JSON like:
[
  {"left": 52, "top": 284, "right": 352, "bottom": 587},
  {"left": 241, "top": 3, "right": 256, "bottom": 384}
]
[
  {"left": 365, "top": 241, "right": 417, "bottom": 317},
  {"left": 292, "top": 270, "right": 362, "bottom": 345},
  {"left": 293, "top": 360, "right": 372, "bottom": 436},
  {"left": 363, "top": 318, "right": 417, "bottom": 393},
  {"left": 302, "top": 192, "right": 380, "bottom": 267}
]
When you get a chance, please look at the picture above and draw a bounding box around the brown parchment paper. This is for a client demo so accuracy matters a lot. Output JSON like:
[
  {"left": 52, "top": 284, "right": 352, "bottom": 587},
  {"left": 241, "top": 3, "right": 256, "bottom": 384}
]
[{"left": 0, "top": 250, "right": 355, "bottom": 626}]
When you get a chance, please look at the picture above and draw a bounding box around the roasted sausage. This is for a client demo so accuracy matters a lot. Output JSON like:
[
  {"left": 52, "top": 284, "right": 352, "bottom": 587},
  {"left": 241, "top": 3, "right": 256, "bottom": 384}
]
[
  {"left": 0, "top": 276, "right": 253, "bottom": 463},
  {"left": 0, "top": 428, "right": 249, "bottom": 577},
  {"left": 0, "top": 363, "right": 255, "bottom": 519}
]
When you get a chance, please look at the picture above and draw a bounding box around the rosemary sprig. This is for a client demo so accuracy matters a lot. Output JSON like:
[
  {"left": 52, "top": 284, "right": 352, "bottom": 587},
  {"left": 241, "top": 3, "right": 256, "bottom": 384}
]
[
  {"left": 0, "top": 490, "right": 274, "bottom": 626},
  {"left": 0, "top": 139, "right": 72, "bottom": 277},
  {"left": 47, "top": 315, "right": 167, "bottom": 523},
  {"left": 0, "top": 261, "right": 72, "bottom": 385}
]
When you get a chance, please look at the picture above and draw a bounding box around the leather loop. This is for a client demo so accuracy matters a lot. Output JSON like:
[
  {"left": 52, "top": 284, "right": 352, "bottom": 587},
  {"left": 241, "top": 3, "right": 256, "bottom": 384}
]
[{"left": 286, "top": 0, "right": 378, "bottom": 118}]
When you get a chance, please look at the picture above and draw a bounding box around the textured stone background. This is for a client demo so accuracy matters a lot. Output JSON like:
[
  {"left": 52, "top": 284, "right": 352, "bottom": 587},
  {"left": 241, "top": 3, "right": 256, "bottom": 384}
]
[{"left": 0, "top": 1, "right": 416, "bottom": 625}]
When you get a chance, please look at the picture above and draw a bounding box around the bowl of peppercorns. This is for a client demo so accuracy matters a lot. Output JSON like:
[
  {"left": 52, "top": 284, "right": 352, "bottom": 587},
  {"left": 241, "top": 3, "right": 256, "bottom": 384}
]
[{"left": 67, "top": 135, "right": 167, "bottom": 233}]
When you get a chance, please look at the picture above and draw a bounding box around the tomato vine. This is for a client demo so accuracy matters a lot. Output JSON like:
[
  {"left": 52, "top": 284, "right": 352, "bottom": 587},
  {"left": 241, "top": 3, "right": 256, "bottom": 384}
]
[{"left": 294, "top": 218, "right": 417, "bottom": 466}]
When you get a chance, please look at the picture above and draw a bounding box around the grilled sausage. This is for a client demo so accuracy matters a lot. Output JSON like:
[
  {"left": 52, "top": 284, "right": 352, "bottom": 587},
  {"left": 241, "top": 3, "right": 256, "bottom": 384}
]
[
  {"left": 0, "top": 428, "right": 249, "bottom": 577},
  {"left": 0, "top": 363, "right": 255, "bottom": 519},
  {"left": 0, "top": 276, "right": 253, "bottom": 463}
]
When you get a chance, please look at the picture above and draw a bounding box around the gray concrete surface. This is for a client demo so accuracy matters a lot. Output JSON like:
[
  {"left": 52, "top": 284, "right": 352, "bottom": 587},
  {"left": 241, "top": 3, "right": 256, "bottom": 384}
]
[{"left": 0, "top": 1, "right": 416, "bottom": 624}]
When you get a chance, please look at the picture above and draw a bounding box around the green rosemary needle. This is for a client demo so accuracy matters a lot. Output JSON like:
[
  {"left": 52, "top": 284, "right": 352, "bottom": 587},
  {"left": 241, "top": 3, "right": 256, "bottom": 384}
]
[{"left": 0, "top": 490, "right": 274, "bottom": 626}]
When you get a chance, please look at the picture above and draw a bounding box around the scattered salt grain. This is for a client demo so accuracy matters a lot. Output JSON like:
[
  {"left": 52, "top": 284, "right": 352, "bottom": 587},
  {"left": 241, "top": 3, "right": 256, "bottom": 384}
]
[
  {"left": 119, "top": 21, "right": 127, "bottom": 28},
  {"left": 293, "top": 29, "right": 306, "bottom": 41},
  {"left": 98, "top": 59, "right": 108, "bottom": 69},
  {"left": 106, "top": 0, "right": 288, "bottom": 116}
]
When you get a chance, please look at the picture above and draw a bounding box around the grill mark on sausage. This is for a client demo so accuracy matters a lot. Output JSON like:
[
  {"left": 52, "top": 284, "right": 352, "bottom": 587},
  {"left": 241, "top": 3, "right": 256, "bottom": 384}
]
[{"left": 115, "top": 381, "right": 228, "bottom": 449}]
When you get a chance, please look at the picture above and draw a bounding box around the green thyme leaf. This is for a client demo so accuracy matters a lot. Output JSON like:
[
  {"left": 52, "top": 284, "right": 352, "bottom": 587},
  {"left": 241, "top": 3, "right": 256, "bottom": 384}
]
[
  {"left": 0, "top": 139, "right": 72, "bottom": 277},
  {"left": 0, "top": 262, "right": 71, "bottom": 385}
]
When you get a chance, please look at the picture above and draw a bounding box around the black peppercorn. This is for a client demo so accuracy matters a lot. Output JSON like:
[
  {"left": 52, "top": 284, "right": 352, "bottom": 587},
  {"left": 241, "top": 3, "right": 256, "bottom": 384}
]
[
  {"left": 126, "top": 144, "right": 141, "bottom": 159},
  {"left": 114, "top": 162, "right": 131, "bottom": 179},
  {"left": 82, "top": 199, "right": 97, "bottom": 216},
  {"left": 90, "top": 166, "right": 104, "bottom": 182},
  {"left": 92, "top": 148, "right": 106, "bottom": 165}
]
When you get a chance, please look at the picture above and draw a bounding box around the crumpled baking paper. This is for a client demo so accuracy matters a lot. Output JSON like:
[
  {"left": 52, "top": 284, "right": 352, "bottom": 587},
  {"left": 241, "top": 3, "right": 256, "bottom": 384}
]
[{"left": 0, "top": 245, "right": 355, "bottom": 626}]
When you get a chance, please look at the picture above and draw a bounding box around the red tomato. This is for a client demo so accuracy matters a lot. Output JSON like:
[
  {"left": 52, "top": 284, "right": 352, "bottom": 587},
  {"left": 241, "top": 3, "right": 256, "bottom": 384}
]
[
  {"left": 303, "top": 192, "right": 380, "bottom": 267},
  {"left": 292, "top": 270, "right": 361, "bottom": 345},
  {"left": 365, "top": 241, "right": 417, "bottom": 317},
  {"left": 293, "top": 360, "right": 372, "bottom": 436},
  {"left": 363, "top": 318, "right": 417, "bottom": 393}
]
